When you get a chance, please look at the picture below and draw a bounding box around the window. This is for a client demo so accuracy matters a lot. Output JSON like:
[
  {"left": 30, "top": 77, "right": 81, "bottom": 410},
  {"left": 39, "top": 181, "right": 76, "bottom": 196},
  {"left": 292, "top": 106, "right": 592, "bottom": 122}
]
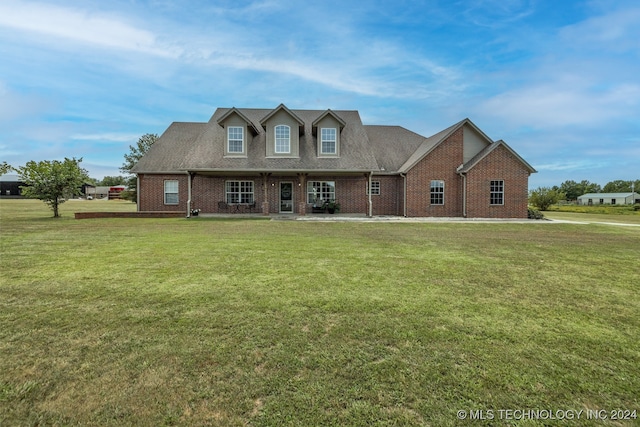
[
  {"left": 228, "top": 127, "right": 244, "bottom": 153},
  {"left": 307, "top": 181, "right": 335, "bottom": 204},
  {"left": 164, "top": 180, "right": 178, "bottom": 205},
  {"left": 599, "top": 199, "right": 604, "bottom": 204},
  {"left": 367, "top": 181, "right": 380, "bottom": 196},
  {"left": 430, "top": 180, "right": 444, "bottom": 205},
  {"left": 320, "top": 128, "right": 337, "bottom": 154},
  {"left": 226, "top": 181, "right": 254, "bottom": 204},
  {"left": 490, "top": 180, "right": 504, "bottom": 205},
  {"left": 275, "top": 125, "right": 290, "bottom": 153},
  {"left": 611, "top": 199, "right": 616, "bottom": 205}
]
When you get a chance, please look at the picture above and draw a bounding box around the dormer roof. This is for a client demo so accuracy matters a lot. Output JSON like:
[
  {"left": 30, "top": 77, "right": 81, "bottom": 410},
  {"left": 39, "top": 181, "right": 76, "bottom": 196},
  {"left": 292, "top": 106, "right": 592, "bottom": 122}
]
[
  {"left": 216, "top": 107, "right": 260, "bottom": 135},
  {"left": 260, "top": 103, "right": 305, "bottom": 134},
  {"left": 312, "top": 109, "right": 346, "bottom": 134}
]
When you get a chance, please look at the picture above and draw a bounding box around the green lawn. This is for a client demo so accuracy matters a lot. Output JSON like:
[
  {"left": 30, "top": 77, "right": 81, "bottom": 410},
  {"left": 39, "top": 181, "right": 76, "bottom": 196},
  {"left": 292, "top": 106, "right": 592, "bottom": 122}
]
[
  {"left": 1, "top": 199, "right": 639, "bottom": 426},
  {"left": 544, "top": 205, "right": 640, "bottom": 225}
]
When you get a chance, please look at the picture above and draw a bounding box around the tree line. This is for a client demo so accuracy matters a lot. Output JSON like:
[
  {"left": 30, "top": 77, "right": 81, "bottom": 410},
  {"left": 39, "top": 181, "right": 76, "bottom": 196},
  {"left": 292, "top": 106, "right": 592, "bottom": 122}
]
[{"left": 530, "top": 179, "right": 640, "bottom": 211}]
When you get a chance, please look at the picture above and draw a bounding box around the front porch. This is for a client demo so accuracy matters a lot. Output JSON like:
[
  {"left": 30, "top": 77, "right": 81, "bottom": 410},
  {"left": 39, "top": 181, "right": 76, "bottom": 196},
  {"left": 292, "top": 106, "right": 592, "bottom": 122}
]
[{"left": 186, "top": 171, "right": 376, "bottom": 216}]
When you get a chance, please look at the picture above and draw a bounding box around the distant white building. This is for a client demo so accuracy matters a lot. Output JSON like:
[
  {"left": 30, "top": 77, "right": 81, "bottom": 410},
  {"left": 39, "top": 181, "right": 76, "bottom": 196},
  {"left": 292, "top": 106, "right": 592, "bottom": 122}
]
[{"left": 577, "top": 192, "right": 640, "bottom": 205}]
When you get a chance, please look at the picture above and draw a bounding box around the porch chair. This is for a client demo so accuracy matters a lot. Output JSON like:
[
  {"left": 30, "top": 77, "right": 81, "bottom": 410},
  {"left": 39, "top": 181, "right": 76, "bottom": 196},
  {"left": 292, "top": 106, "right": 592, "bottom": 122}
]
[{"left": 245, "top": 201, "right": 256, "bottom": 213}]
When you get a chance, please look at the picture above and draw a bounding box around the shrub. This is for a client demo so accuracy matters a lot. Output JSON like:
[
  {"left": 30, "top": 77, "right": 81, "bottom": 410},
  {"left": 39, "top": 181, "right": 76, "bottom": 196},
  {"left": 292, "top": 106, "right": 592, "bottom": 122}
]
[{"left": 528, "top": 208, "right": 545, "bottom": 220}]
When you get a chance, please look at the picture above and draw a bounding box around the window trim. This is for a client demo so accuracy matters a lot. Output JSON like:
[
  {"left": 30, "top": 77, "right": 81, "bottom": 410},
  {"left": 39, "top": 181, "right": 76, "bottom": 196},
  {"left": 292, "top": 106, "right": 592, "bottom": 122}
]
[
  {"left": 164, "top": 180, "right": 179, "bottom": 205},
  {"left": 367, "top": 181, "right": 380, "bottom": 196},
  {"left": 307, "top": 181, "right": 336, "bottom": 205},
  {"left": 225, "top": 180, "right": 254, "bottom": 204},
  {"left": 490, "top": 180, "right": 504, "bottom": 206},
  {"left": 274, "top": 125, "right": 291, "bottom": 154},
  {"left": 430, "top": 180, "right": 444, "bottom": 205},
  {"left": 227, "top": 126, "right": 244, "bottom": 154},
  {"left": 320, "top": 127, "right": 337, "bottom": 155}
]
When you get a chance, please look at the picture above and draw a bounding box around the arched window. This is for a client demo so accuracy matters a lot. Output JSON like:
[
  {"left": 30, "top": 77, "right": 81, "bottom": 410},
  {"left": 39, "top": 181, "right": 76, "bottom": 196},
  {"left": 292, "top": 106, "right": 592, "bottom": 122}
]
[{"left": 275, "top": 125, "right": 290, "bottom": 153}]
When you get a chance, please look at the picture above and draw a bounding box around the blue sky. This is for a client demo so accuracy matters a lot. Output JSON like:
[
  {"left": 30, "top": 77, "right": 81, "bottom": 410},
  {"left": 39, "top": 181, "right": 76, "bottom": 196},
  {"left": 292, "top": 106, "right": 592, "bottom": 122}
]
[{"left": 0, "top": 0, "right": 638, "bottom": 188}]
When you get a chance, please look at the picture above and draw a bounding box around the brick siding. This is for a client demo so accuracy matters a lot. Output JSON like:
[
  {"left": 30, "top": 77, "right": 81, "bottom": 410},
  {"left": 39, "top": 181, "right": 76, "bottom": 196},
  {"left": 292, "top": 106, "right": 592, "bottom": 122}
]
[
  {"left": 138, "top": 174, "right": 189, "bottom": 213},
  {"left": 405, "top": 128, "right": 464, "bottom": 217},
  {"left": 465, "top": 145, "right": 531, "bottom": 218}
]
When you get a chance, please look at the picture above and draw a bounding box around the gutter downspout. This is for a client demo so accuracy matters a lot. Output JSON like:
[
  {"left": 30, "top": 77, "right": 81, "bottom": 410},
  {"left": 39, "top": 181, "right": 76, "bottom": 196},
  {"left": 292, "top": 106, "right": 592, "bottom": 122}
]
[
  {"left": 368, "top": 172, "right": 373, "bottom": 217},
  {"left": 136, "top": 175, "right": 140, "bottom": 211},
  {"left": 458, "top": 170, "right": 467, "bottom": 218},
  {"left": 186, "top": 171, "right": 192, "bottom": 218},
  {"left": 400, "top": 173, "right": 407, "bottom": 217}
]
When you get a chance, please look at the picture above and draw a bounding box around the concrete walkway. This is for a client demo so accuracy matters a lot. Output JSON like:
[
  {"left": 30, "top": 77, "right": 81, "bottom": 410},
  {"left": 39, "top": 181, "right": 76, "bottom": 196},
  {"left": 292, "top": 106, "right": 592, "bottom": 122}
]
[{"left": 198, "top": 213, "right": 640, "bottom": 227}]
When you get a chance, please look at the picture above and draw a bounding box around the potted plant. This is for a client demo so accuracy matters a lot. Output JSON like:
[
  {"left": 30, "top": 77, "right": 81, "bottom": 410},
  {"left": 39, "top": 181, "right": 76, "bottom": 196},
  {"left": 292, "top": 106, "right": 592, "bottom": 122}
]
[{"left": 323, "top": 200, "right": 341, "bottom": 214}]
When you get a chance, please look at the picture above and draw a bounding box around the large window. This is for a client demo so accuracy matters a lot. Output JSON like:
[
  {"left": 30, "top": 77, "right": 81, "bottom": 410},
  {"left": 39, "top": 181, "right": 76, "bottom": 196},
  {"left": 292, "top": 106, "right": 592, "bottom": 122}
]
[
  {"left": 490, "top": 180, "right": 504, "bottom": 205},
  {"left": 320, "top": 128, "right": 337, "bottom": 154},
  {"left": 164, "top": 180, "right": 178, "bottom": 205},
  {"left": 275, "top": 125, "right": 290, "bottom": 153},
  {"left": 307, "top": 181, "right": 335, "bottom": 204},
  {"left": 430, "top": 180, "right": 444, "bottom": 205},
  {"left": 226, "top": 181, "right": 254, "bottom": 204},
  {"left": 227, "top": 127, "right": 244, "bottom": 153}
]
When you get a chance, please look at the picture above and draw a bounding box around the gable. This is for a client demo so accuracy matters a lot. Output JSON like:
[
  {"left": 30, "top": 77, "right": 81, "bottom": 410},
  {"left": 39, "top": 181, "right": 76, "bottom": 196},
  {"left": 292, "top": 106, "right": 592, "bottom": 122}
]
[
  {"left": 314, "top": 114, "right": 343, "bottom": 157},
  {"left": 463, "top": 123, "right": 491, "bottom": 163}
]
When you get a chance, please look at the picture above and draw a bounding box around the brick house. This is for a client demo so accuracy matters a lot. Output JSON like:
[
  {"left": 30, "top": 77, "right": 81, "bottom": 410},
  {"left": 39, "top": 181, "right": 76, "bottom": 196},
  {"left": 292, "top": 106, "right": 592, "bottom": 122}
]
[{"left": 131, "top": 104, "right": 536, "bottom": 218}]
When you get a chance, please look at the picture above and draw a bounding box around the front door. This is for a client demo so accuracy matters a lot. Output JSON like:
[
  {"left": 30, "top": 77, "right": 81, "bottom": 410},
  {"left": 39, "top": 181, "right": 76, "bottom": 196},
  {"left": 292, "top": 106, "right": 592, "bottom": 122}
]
[{"left": 280, "top": 182, "right": 293, "bottom": 213}]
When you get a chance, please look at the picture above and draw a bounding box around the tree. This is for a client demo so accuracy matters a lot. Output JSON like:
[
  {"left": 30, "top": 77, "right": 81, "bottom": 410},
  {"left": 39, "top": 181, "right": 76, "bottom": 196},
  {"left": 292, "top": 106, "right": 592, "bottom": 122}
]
[
  {"left": 16, "top": 157, "right": 89, "bottom": 217},
  {"left": 120, "top": 133, "right": 158, "bottom": 202},
  {"left": 529, "top": 187, "right": 565, "bottom": 211},
  {"left": 121, "top": 133, "right": 158, "bottom": 173},
  {"left": 0, "top": 161, "right": 12, "bottom": 175},
  {"left": 603, "top": 180, "right": 633, "bottom": 193},
  {"left": 99, "top": 175, "right": 127, "bottom": 186},
  {"left": 558, "top": 179, "right": 601, "bottom": 201}
]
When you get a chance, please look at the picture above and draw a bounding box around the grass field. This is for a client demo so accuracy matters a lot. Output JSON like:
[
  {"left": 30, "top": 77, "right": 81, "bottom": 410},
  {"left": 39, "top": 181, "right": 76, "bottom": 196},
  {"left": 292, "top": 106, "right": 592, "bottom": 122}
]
[
  {"left": 543, "top": 204, "right": 640, "bottom": 225},
  {"left": 1, "top": 199, "right": 639, "bottom": 426}
]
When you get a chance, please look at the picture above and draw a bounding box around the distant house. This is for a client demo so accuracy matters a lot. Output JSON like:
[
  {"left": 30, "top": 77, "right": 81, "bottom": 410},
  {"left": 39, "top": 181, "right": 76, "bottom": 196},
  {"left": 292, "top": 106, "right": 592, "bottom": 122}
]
[
  {"left": 85, "top": 185, "right": 126, "bottom": 199},
  {"left": 131, "top": 104, "right": 536, "bottom": 218},
  {"left": 577, "top": 192, "right": 640, "bottom": 205},
  {"left": 0, "top": 174, "right": 24, "bottom": 197}
]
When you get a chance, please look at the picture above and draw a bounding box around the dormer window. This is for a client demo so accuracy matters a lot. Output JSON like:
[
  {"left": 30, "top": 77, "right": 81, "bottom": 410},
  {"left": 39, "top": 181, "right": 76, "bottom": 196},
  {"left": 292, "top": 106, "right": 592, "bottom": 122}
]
[
  {"left": 320, "top": 128, "right": 337, "bottom": 154},
  {"left": 227, "top": 127, "right": 244, "bottom": 153},
  {"left": 313, "top": 110, "right": 344, "bottom": 157},
  {"left": 261, "top": 104, "right": 303, "bottom": 158},
  {"left": 275, "top": 125, "right": 290, "bottom": 153}
]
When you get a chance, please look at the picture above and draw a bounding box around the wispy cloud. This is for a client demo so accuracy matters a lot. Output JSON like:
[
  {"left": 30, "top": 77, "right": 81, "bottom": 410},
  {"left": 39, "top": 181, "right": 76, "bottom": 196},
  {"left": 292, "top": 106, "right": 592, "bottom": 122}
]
[
  {"left": 0, "top": 0, "right": 180, "bottom": 57},
  {"left": 0, "top": 0, "right": 462, "bottom": 100}
]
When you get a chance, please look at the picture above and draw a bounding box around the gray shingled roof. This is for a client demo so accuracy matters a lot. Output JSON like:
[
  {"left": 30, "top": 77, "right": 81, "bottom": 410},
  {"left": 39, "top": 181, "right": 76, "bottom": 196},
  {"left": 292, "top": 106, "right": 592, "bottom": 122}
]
[
  {"left": 131, "top": 107, "right": 535, "bottom": 176},
  {"left": 132, "top": 108, "right": 382, "bottom": 173},
  {"left": 364, "top": 125, "right": 427, "bottom": 172}
]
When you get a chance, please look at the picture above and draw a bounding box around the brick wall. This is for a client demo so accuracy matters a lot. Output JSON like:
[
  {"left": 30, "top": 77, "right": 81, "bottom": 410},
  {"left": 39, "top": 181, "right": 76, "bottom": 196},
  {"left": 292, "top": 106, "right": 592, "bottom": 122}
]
[
  {"left": 371, "top": 175, "right": 403, "bottom": 216},
  {"left": 154, "top": 173, "right": 374, "bottom": 215},
  {"left": 138, "top": 174, "right": 189, "bottom": 213},
  {"left": 405, "top": 128, "right": 464, "bottom": 217},
  {"left": 465, "top": 145, "right": 531, "bottom": 218}
]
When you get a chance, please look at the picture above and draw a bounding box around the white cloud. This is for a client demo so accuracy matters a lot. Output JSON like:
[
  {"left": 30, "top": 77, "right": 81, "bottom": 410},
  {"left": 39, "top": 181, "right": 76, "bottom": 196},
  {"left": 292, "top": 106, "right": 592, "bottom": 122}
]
[
  {"left": 70, "top": 133, "right": 140, "bottom": 143},
  {"left": 477, "top": 82, "right": 640, "bottom": 128},
  {"left": 559, "top": 6, "right": 640, "bottom": 52},
  {"left": 0, "top": 0, "right": 180, "bottom": 57}
]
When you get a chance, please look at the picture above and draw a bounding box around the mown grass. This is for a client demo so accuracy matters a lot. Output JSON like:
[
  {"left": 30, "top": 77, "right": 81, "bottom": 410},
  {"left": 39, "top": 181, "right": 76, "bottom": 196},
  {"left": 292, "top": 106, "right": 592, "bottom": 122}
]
[
  {"left": 1, "top": 199, "right": 639, "bottom": 426},
  {"left": 544, "top": 204, "right": 640, "bottom": 225}
]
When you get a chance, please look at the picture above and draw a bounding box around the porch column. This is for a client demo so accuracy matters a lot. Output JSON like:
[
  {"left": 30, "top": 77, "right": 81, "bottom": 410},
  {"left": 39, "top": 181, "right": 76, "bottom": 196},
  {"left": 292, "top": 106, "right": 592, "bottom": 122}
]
[
  {"left": 297, "top": 173, "right": 307, "bottom": 216},
  {"left": 261, "top": 173, "right": 271, "bottom": 215},
  {"left": 367, "top": 172, "right": 373, "bottom": 217}
]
